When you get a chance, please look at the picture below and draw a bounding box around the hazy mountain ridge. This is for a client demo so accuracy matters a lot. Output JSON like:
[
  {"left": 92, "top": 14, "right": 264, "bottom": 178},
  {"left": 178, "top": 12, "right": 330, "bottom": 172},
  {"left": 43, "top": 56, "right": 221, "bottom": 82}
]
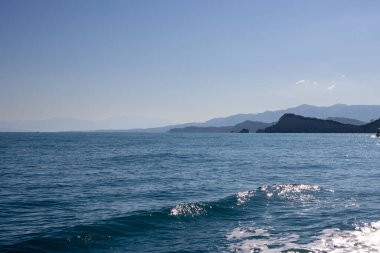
[
  {"left": 1, "top": 104, "right": 379, "bottom": 132},
  {"left": 325, "top": 117, "right": 365, "bottom": 126},
  {"left": 0, "top": 117, "right": 173, "bottom": 132}
]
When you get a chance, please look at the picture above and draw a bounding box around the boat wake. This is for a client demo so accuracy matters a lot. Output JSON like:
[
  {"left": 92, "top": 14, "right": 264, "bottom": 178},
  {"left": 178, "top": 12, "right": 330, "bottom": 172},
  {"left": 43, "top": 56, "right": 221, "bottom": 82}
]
[{"left": 227, "top": 220, "right": 380, "bottom": 253}]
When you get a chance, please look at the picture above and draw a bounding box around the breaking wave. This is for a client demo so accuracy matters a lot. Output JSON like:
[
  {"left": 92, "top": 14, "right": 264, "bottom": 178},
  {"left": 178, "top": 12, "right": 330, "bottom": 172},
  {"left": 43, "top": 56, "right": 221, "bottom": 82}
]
[{"left": 2, "top": 184, "right": 367, "bottom": 253}]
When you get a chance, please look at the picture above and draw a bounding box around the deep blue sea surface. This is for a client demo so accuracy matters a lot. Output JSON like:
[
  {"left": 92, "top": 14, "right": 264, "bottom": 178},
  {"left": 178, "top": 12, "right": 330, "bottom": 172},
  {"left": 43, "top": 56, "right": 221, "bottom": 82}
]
[{"left": 1, "top": 133, "right": 380, "bottom": 252}]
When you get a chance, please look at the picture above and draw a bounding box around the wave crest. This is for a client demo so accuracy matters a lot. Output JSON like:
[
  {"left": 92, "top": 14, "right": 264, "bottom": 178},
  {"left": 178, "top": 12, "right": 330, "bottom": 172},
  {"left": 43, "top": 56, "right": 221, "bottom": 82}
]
[
  {"left": 170, "top": 203, "right": 208, "bottom": 217},
  {"left": 171, "top": 184, "right": 334, "bottom": 217},
  {"left": 236, "top": 190, "right": 255, "bottom": 205},
  {"left": 235, "top": 184, "right": 333, "bottom": 206},
  {"left": 261, "top": 184, "right": 332, "bottom": 202}
]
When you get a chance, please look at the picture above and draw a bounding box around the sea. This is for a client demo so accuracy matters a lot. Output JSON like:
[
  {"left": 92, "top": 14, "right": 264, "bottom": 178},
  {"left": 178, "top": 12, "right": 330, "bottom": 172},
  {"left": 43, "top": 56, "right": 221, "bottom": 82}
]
[{"left": 1, "top": 132, "right": 380, "bottom": 253}]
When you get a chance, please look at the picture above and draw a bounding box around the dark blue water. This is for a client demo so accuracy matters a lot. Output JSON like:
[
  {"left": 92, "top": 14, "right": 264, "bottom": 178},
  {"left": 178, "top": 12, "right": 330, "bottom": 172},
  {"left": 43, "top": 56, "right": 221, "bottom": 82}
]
[{"left": 1, "top": 133, "right": 379, "bottom": 252}]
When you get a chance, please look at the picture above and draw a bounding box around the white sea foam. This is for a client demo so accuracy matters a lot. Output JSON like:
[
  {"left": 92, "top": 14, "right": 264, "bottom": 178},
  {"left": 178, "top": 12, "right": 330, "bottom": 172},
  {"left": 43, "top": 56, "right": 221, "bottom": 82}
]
[
  {"left": 227, "top": 220, "right": 380, "bottom": 253},
  {"left": 169, "top": 203, "right": 207, "bottom": 217},
  {"left": 236, "top": 190, "right": 255, "bottom": 205},
  {"left": 227, "top": 227, "right": 300, "bottom": 253},
  {"left": 309, "top": 221, "right": 380, "bottom": 253},
  {"left": 263, "top": 184, "right": 332, "bottom": 202}
]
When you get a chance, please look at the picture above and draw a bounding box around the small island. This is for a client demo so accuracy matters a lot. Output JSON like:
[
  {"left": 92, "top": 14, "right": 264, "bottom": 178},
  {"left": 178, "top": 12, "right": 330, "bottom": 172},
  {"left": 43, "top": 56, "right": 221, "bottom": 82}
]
[{"left": 169, "top": 121, "right": 273, "bottom": 133}]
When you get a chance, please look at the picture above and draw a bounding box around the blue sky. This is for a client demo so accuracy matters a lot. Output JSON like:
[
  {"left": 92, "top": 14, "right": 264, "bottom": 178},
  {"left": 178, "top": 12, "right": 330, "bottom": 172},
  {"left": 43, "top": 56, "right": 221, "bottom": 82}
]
[{"left": 1, "top": 0, "right": 380, "bottom": 123}]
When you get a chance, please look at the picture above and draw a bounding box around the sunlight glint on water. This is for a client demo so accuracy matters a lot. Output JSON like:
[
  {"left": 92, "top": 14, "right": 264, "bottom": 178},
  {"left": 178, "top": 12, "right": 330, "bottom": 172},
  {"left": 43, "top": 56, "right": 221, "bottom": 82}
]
[{"left": 0, "top": 133, "right": 379, "bottom": 252}]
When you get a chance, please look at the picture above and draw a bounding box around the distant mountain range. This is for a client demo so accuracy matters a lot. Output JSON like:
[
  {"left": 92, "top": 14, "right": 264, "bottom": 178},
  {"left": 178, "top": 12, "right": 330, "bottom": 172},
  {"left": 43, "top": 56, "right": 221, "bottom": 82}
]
[
  {"left": 169, "top": 117, "right": 367, "bottom": 133},
  {"left": 0, "top": 116, "right": 173, "bottom": 132},
  {"left": 130, "top": 104, "right": 380, "bottom": 133},
  {"left": 258, "top": 114, "right": 380, "bottom": 133},
  {"left": 1, "top": 104, "right": 380, "bottom": 132},
  {"left": 199, "top": 103, "right": 380, "bottom": 126}
]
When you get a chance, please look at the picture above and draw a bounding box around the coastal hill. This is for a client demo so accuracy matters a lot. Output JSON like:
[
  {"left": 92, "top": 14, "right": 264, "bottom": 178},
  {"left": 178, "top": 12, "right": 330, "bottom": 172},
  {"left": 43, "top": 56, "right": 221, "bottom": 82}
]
[
  {"left": 363, "top": 118, "right": 380, "bottom": 133},
  {"left": 169, "top": 121, "right": 273, "bottom": 133},
  {"left": 258, "top": 114, "right": 380, "bottom": 133},
  {"left": 325, "top": 117, "right": 365, "bottom": 126}
]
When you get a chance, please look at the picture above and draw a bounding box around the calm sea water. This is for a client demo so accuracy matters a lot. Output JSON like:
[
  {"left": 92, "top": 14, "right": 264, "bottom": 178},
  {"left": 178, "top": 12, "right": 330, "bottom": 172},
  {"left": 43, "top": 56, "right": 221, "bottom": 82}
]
[{"left": 1, "top": 133, "right": 379, "bottom": 253}]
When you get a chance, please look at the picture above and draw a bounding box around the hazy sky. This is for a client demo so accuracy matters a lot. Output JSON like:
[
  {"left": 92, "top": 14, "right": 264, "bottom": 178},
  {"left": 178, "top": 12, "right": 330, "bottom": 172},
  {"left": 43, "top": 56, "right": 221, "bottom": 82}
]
[{"left": 1, "top": 0, "right": 380, "bottom": 123}]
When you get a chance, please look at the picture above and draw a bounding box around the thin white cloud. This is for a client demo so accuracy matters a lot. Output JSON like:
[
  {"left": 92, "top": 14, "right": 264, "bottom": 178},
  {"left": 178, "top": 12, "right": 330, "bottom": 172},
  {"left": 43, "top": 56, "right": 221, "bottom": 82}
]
[
  {"left": 295, "top": 80, "right": 306, "bottom": 85},
  {"left": 327, "top": 84, "right": 336, "bottom": 91},
  {"left": 341, "top": 74, "right": 346, "bottom": 78},
  {"left": 295, "top": 79, "right": 318, "bottom": 86}
]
